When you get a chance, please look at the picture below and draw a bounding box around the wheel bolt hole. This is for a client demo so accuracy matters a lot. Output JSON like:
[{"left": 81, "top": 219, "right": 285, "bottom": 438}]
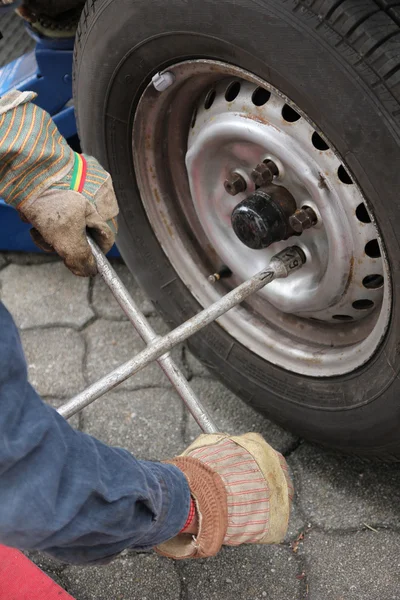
[
  {"left": 352, "top": 299, "right": 375, "bottom": 310},
  {"left": 365, "top": 239, "right": 381, "bottom": 258},
  {"left": 282, "top": 104, "right": 301, "bottom": 122},
  {"left": 204, "top": 89, "right": 216, "bottom": 110},
  {"left": 332, "top": 315, "right": 354, "bottom": 321},
  {"left": 356, "top": 203, "right": 371, "bottom": 223},
  {"left": 312, "top": 132, "right": 329, "bottom": 150},
  {"left": 363, "top": 274, "right": 384, "bottom": 289},
  {"left": 338, "top": 164, "right": 353, "bottom": 184},
  {"left": 251, "top": 87, "right": 271, "bottom": 106},
  {"left": 225, "top": 81, "right": 241, "bottom": 102}
]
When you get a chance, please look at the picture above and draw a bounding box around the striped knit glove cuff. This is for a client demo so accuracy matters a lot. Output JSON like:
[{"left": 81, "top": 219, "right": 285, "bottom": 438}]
[
  {"left": 156, "top": 433, "right": 293, "bottom": 560},
  {"left": 0, "top": 90, "right": 119, "bottom": 276},
  {"left": 0, "top": 90, "right": 74, "bottom": 209}
]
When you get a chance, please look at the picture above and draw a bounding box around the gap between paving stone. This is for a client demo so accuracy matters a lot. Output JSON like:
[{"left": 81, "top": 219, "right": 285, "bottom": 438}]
[
  {"left": 82, "top": 388, "right": 185, "bottom": 461},
  {"left": 63, "top": 553, "right": 181, "bottom": 600},
  {"left": 84, "top": 318, "right": 186, "bottom": 391},
  {"left": 22, "top": 328, "right": 86, "bottom": 397},
  {"left": 91, "top": 260, "right": 155, "bottom": 319},
  {"left": 184, "top": 377, "right": 298, "bottom": 455},
  {"left": 288, "top": 443, "right": 400, "bottom": 531},
  {"left": 0, "top": 262, "right": 94, "bottom": 329},
  {"left": 180, "top": 544, "right": 302, "bottom": 600},
  {"left": 301, "top": 528, "right": 400, "bottom": 600}
]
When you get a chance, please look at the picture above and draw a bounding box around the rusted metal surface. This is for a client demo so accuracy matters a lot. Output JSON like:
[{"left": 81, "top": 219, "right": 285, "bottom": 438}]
[{"left": 130, "top": 58, "right": 389, "bottom": 377}]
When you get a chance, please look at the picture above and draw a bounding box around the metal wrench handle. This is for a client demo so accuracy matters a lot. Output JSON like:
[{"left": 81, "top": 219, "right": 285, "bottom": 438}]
[
  {"left": 86, "top": 237, "right": 218, "bottom": 433},
  {"left": 58, "top": 245, "right": 305, "bottom": 421}
]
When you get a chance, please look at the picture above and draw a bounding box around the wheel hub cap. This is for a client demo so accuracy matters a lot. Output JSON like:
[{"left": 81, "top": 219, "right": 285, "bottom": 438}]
[{"left": 132, "top": 59, "right": 390, "bottom": 376}]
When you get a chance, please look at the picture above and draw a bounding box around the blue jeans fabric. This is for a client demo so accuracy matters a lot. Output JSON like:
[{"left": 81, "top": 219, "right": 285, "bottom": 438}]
[{"left": 0, "top": 301, "right": 190, "bottom": 564}]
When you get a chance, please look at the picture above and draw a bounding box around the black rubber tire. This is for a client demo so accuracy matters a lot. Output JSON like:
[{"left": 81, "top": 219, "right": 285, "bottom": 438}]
[{"left": 73, "top": 0, "right": 400, "bottom": 460}]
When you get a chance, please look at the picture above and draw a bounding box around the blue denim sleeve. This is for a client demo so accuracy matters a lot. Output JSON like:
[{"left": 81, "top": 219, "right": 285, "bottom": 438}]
[{"left": 0, "top": 301, "right": 190, "bottom": 564}]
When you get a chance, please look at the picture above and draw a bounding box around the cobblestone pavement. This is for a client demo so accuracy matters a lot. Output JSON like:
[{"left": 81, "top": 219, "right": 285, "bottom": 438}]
[{"left": 1, "top": 251, "right": 400, "bottom": 600}]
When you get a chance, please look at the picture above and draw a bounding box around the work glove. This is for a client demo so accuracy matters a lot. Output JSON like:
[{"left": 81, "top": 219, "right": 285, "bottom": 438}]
[
  {"left": 156, "top": 432, "right": 293, "bottom": 559},
  {"left": 0, "top": 90, "right": 118, "bottom": 276}
]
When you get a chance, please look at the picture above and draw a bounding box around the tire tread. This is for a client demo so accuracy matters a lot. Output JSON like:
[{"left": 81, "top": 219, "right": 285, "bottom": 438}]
[{"left": 296, "top": 0, "right": 400, "bottom": 125}]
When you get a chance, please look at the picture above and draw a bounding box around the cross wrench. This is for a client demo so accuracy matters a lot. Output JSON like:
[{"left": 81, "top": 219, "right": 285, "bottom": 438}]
[{"left": 58, "top": 242, "right": 305, "bottom": 432}]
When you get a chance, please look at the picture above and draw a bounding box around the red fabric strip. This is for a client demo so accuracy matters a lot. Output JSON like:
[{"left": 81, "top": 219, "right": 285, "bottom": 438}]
[
  {"left": 0, "top": 544, "right": 75, "bottom": 600},
  {"left": 77, "top": 154, "right": 87, "bottom": 193}
]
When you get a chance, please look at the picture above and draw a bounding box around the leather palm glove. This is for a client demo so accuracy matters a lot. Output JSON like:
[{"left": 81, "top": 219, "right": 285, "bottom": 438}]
[
  {"left": 156, "top": 432, "right": 293, "bottom": 559},
  {"left": 0, "top": 90, "right": 118, "bottom": 276}
]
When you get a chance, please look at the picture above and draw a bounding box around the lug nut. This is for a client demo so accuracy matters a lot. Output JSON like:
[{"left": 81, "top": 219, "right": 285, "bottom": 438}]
[
  {"left": 251, "top": 160, "right": 279, "bottom": 187},
  {"left": 289, "top": 207, "right": 318, "bottom": 233},
  {"left": 224, "top": 172, "right": 247, "bottom": 196}
]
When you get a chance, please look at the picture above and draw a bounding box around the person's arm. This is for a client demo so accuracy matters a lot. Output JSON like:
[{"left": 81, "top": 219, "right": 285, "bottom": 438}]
[
  {"left": 0, "top": 89, "right": 293, "bottom": 565},
  {"left": 0, "top": 301, "right": 191, "bottom": 564}
]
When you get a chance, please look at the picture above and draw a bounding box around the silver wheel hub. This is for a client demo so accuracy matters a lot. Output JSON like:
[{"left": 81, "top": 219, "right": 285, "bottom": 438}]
[{"left": 133, "top": 60, "right": 390, "bottom": 376}]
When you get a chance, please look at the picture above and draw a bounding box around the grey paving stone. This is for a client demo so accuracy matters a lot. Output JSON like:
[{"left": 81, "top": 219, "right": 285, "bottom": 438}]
[
  {"left": 183, "top": 346, "right": 210, "bottom": 377},
  {"left": 85, "top": 318, "right": 182, "bottom": 391},
  {"left": 4, "top": 252, "right": 60, "bottom": 265},
  {"left": 63, "top": 553, "right": 181, "bottom": 600},
  {"left": 304, "top": 529, "right": 400, "bottom": 600},
  {"left": 83, "top": 389, "right": 184, "bottom": 460},
  {"left": 92, "top": 261, "right": 155, "bottom": 319},
  {"left": 185, "top": 378, "right": 298, "bottom": 454},
  {"left": 285, "top": 500, "right": 307, "bottom": 543},
  {"left": 181, "top": 544, "right": 300, "bottom": 600},
  {"left": 289, "top": 443, "right": 400, "bottom": 530},
  {"left": 47, "top": 397, "right": 80, "bottom": 431},
  {"left": 23, "top": 551, "right": 68, "bottom": 592},
  {"left": 21, "top": 328, "right": 86, "bottom": 397},
  {"left": 24, "top": 550, "right": 67, "bottom": 573},
  {"left": 0, "top": 11, "right": 35, "bottom": 67},
  {"left": 0, "top": 263, "right": 94, "bottom": 329},
  {"left": 0, "top": 254, "right": 8, "bottom": 270}
]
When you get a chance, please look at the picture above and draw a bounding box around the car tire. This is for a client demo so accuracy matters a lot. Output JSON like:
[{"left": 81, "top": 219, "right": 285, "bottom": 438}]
[{"left": 73, "top": 0, "right": 400, "bottom": 459}]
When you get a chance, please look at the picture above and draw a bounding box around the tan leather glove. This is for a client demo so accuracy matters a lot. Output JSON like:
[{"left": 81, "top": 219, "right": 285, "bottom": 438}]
[
  {"left": 0, "top": 90, "right": 118, "bottom": 276},
  {"left": 156, "top": 432, "right": 293, "bottom": 559}
]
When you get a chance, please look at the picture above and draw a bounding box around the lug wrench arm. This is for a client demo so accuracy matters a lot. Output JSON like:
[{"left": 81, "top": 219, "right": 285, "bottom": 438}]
[{"left": 58, "top": 243, "right": 305, "bottom": 429}]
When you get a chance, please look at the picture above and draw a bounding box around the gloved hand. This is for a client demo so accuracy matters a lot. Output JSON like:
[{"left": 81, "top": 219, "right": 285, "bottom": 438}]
[
  {"left": 156, "top": 432, "right": 293, "bottom": 559},
  {"left": 0, "top": 90, "right": 118, "bottom": 277}
]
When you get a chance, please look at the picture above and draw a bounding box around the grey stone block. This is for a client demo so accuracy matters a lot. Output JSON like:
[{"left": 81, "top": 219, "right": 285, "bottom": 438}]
[
  {"left": 5, "top": 252, "right": 60, "bottom": 265},
  {"left": 24, "top": 550, "right": 67, "bottom": 573},
  {"left": 82, "top": 389, "right": 184, "bottom": 460},
  {"left": 63, "top": 553, "right": 181, "bottom": 600},
  {"left": 0, "top": 263, "right": 94, "bottom": 329},
  {"left": 0, "top": 254, "right": 8, "bottom": 270},
  {"left": 185, "top": 378, "right": 298, "bottom": 454},
  {"left": 285, "top": 500, "right": 307, "bottom": 543},
  {"left": 46, "top": 397, "right": 80, "bottom": 431},
  {"left": 181, "top": 545, "right": 300, "bottom": 600},
  {"left": 85, "top": 318, "right": 183, "bottom": 391},
  {"left": 304, "top": 529, "right": 400, "bottom": 600},
  {"left": 21, "top": 328, "right": 86, "bottom": 398},
  {"left": 0, "top": 12, "right": 35, "bottom": 67},
  {"left": 92, "top": 261, "right": 154, "bottom": 319},
  {"left": 183, "top": 346, "right": 210, "bottom": 377},
  {"left": 23, "top": 551, "right": 68, "bottom": 592},
  {"left": 289, "top": 444, "right": 400, "bottom": 530}
]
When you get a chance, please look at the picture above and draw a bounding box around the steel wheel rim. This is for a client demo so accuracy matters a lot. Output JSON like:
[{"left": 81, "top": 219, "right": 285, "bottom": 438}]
[{"left": 132, "top": 59, "right": 391, "bottom": 377}]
